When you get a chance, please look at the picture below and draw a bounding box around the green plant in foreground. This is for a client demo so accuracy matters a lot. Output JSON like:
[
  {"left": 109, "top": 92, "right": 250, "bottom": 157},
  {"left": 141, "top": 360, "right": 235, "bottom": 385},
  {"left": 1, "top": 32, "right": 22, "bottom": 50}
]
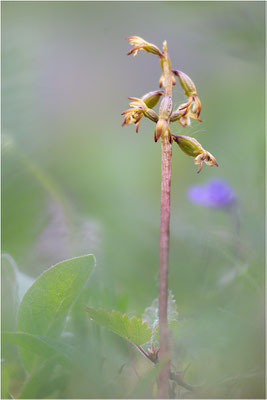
[
  {"left": 3, "top": 36, "right": 219, "bottom": 400},
  {"left": 121, "top": 35, "right": 218, "bottom": 398}
]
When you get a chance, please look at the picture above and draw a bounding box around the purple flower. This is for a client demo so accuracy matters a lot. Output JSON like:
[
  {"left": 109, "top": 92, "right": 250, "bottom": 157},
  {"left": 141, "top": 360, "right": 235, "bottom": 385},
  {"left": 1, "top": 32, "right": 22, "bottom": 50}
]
[{"left": 187, "top": 179, "right": 236, "bottom": 209}]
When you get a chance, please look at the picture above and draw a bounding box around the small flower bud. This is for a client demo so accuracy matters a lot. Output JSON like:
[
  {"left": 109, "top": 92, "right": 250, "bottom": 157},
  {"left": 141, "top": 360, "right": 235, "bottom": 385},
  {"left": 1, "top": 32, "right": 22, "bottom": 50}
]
[
  {"left": 142, "top": 90, "right": 164, "bottom": 109},
  {"left": 154, "top": 119, "right": 170, "bottom": 143},
  {"left": 172, "top": 69, "right": 197, "bottom": 97},
  {"left": 159, "top": 74, "right": 164, "bottom": 88},
  {"left": 159, "top": 96, "right": 173, "bottom": 120}
]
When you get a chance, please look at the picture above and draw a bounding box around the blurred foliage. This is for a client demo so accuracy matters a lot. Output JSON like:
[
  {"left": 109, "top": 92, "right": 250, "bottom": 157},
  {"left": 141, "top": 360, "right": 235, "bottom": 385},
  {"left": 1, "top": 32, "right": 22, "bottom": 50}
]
[
  {"left": 2, "top": 1, "right": 265, "bottom": 399},
  {"left": 85, "top": 308, "right": 152, "bottom": 346}
]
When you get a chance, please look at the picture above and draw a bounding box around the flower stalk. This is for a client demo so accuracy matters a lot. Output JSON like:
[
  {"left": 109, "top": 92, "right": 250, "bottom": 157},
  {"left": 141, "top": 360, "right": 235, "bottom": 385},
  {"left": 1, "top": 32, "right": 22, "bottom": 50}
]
[{"left": 158, "top": 41, "right": 173, "bottom": 399}]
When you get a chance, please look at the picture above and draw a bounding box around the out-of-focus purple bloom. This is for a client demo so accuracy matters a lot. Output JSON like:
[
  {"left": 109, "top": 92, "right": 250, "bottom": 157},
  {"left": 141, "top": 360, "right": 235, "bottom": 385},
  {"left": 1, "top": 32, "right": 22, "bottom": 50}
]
[{"left": 187, "top": 179, "right": 236, "bottom": 209}]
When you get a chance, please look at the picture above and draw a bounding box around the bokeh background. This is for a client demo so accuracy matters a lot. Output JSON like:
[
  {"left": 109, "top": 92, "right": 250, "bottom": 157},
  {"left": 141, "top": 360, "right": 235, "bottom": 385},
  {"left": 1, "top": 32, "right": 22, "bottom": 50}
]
[{"left": 2, "top": 1, "right": 265, "bottom": 399}]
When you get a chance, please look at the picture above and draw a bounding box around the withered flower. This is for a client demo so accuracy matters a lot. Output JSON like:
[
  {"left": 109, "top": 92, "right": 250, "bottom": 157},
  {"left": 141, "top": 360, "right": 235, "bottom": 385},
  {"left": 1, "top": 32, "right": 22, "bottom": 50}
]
[
  {"left": 172, "top": 135, "right": 218, "bottom": 173},
  {"left": 127, "top": 36, "right": 163, "bottom": 57}
]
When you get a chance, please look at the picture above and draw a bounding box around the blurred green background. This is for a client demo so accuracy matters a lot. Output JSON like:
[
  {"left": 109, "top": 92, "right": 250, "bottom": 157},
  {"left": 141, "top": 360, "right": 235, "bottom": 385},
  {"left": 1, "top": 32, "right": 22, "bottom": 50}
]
[{"left": 2, "top": 1, "right": 265, "bottom": 399}]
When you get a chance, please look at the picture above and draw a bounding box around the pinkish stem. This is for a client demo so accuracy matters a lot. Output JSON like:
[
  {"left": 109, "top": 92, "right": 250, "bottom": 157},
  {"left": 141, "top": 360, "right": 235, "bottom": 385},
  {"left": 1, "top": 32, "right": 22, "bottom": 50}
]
[
  {"left": 158, "top": 137, "right": 172, "bottom": 398},
  {"left": 157, "top": 41, "right": 173, "bottom": 399}
]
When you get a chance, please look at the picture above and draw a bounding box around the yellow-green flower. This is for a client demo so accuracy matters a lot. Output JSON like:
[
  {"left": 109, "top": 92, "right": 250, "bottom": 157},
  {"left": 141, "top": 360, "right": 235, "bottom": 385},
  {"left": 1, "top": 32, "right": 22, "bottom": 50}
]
[
  {"left": 172, "top": 69, "right": 202, "bottom": 117},
  {"left": 126, "top": 36, "right": 163, "bottom": 57},
  {"left": 170, "top": 103, "right": 202, "bottom": 127},
  {"left": 121, "top": 97, "right": 158, "bottom": 133},
  {"left": 172, "top": 135, "right": 218, "bottom": 173}
]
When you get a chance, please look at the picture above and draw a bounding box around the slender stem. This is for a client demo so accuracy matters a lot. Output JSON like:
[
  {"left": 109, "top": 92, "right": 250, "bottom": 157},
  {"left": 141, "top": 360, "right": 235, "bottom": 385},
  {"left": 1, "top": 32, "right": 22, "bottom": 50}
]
[
  {"left": 134, "top": 343, "right": 150, "bottom": 360},
  {"left": 162, "top": 41, "right": 173, "bottom": 98},
  {"left": 158, "top": 41, "right": 173, "bottom": 399}
]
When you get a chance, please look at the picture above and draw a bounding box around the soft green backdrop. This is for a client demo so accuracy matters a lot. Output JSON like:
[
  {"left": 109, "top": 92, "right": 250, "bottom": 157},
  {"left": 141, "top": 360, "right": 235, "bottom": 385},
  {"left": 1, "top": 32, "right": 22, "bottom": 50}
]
[{"left": 2, "top": 2, "right": 265, "bottom": 398}]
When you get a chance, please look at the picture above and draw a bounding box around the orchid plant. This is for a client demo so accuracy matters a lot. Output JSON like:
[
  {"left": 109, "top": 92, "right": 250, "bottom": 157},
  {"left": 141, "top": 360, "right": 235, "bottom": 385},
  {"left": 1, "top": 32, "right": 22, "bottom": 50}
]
[{"left": 121, "top": 36, "right": 218, "bottom": 398}]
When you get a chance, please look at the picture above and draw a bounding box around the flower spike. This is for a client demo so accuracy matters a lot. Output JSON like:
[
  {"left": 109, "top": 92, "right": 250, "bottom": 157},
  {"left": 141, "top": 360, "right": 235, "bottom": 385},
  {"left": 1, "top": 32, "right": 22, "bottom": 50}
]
[{"left": 122, "top": 36, "right": 217, "bottom": 174}]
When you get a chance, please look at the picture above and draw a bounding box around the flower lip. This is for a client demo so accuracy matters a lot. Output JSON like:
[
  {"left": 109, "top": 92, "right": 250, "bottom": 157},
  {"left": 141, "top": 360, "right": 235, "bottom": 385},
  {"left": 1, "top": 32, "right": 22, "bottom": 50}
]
[{"left": 187, "top": 179, "right": 237, "bottom": 208}]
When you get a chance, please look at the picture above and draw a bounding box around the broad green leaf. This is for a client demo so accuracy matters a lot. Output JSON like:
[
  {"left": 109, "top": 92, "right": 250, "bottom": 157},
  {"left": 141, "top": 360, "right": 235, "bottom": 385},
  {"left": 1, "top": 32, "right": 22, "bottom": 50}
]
[
  {"left": 3, "top": 332, "right": 73, "bottom": 364},
  {"left": 86, "top": 307, "right": 152, "bottom": 345},
  {"left": 17, "top": 254, "right": 95, "bottom": 371}
]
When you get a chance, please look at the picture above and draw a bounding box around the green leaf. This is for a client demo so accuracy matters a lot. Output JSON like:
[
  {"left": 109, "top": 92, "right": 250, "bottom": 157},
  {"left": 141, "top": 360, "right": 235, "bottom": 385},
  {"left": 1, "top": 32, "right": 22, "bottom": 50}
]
[
  {"left": 85, "top": 307, "right": 152, "bottom": 345},
  {"left": 17, "top": 254, "right": 95, "bottom": 371},
  {"left": 3, "top": 332, "right": 73, "bottom": 364}
]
